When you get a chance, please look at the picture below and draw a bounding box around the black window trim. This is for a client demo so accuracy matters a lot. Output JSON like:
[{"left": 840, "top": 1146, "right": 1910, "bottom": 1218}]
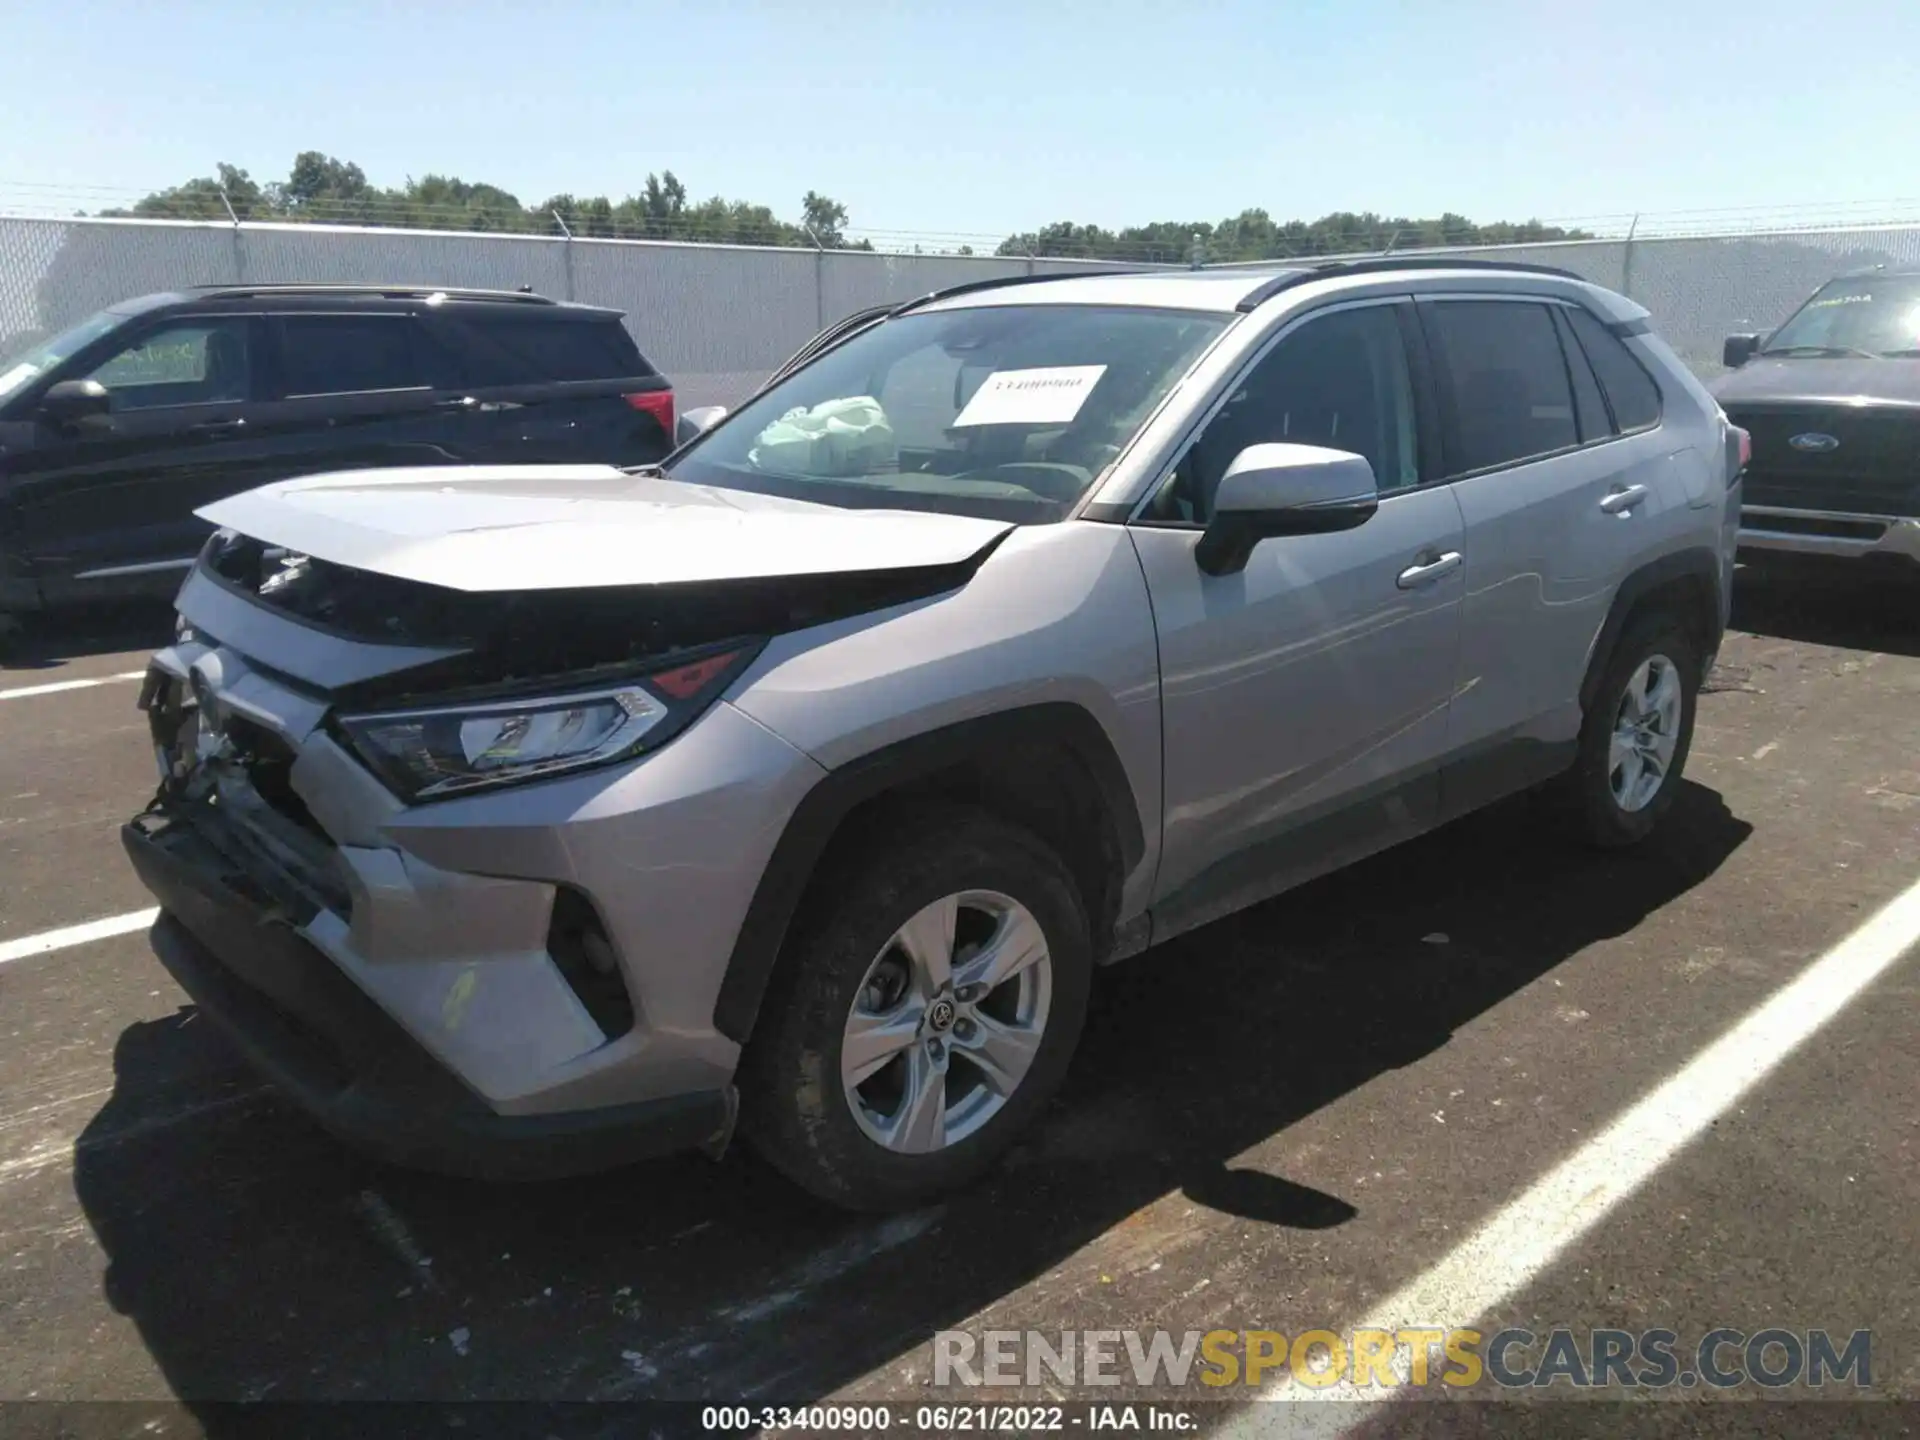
[
  {"left": 1547, "top": 304, "right": 1613, "bottom": 445},
  {"left": 1126, "top": 293, "right": 1435, "bottom": 530},
  {"left": 1414, "top": 294, "right": 1664, "bottom": 484},
  {"left": 264, "top": 310, "right": 436, "bottom": 401},
  {"left": 77, "top": 311, "right": 263, "bottom": 412},
  {"left": 1557, "top": 300, "right": 1665, "bottom": 439}
]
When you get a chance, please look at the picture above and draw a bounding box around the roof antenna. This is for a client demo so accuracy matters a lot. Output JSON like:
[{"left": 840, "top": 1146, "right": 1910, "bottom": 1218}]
[{"left": 516, "top": 284, "right": 533, "bottom": 293}]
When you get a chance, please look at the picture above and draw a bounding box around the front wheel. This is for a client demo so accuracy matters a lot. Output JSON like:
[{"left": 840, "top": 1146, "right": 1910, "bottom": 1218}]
[
  {"left": 739, "top": 807, "right": 1092, "bottom": 1211},
  {"left": 1554, "top": 615, "right": 1701, "bottom": 848}
]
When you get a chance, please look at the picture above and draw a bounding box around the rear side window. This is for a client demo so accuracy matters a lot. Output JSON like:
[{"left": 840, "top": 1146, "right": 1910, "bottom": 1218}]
[
  {"left": 451, "top": 314, "right": 651, "bottom": 385},
  {"left": 1564, "top": 307, "right": 1662, "bottom": 433},
  {"left": 278, "top": 315, "right": 428, "bottom": 396},
  {"left": 1425, "top": 301, "right": 1578, "bottom": 475}
]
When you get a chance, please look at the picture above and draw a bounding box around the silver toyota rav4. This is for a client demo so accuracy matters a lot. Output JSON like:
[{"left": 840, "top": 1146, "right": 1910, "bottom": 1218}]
[{"left": 124, "top": 259, "right": 1746, "bottom": 1211}]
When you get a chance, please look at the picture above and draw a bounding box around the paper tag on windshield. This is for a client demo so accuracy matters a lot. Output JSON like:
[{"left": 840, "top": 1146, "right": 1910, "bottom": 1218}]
[{"left": 951, "top": 365, "right": 1106, "bottom": 428}]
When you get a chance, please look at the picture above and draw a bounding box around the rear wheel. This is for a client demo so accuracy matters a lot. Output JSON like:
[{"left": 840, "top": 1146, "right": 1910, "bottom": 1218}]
[
  {"left": 1554, "top": 615, "right": 1700, "bottom": 847},
  {"left": 739, "top": 807, "right": 1091, "bottom": 1211}
]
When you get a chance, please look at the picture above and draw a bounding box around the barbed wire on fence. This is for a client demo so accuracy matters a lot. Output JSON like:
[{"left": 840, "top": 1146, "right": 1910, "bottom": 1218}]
[{"left": 11, "top": 179, "right": 1920, "bottom": 261}]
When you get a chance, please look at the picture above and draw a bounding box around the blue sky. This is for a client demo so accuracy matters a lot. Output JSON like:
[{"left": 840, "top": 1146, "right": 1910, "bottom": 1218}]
[{"left": 4, "top": 0, "right": 1916, "bottom": 242}]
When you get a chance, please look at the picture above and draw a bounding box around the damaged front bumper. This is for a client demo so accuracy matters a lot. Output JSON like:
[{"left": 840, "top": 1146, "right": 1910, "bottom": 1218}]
[
  {"left": 120, "top": 590, "right": 826, "bottom": 1180},
  {"left": 122, "top": 807, "right": 734, "bottom": 1179}
]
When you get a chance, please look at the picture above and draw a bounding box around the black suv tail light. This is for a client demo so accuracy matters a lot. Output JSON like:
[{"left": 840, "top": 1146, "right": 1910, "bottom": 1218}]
[{"left": 624, "top": 388, "right": 675, "bottom": 437}]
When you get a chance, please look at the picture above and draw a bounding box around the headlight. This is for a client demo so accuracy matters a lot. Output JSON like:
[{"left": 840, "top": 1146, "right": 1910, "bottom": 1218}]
[{"left": 336, "top": 644, "right": 757, "bottom": 801}]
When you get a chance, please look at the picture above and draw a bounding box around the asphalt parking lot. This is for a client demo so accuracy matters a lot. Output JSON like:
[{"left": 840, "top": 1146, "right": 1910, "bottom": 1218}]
[{"left": 0, "top": 563, "right": 1916, "bottom": 1438}]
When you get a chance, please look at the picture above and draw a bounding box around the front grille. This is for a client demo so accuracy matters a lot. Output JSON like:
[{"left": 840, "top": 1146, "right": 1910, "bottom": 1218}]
[{"left": 1727, "top": 403, "right": 1920, "bottom": 517}]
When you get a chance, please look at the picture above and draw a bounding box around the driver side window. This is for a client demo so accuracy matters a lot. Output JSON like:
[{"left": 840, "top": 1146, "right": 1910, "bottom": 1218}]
[
  {"left": 85, "top": 318, "right": 254, "bottom": 412},
  {"left": 1151, "top": 305, "right": 1419, "bottom": 523}
]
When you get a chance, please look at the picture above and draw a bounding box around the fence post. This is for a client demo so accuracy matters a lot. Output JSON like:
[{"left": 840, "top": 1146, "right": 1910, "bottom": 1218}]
[
  {"left": 552, "top": 211, "right": 575, "bottom": 301},
  {"left": 802, "top": 226, "right": 827, "bottom": 330},
  {"left": 1620, "top": 213, "right": 1640, "bottom": 300},
  {"left": 219, "top": 187, "right": 246, "bottom": 282},
  {"left": 1025, "top": 241, "right": 1036, "bottom": 277}
]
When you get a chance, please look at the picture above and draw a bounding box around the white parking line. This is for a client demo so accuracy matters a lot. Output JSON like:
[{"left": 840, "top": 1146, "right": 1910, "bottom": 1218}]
[
  {"left": 1225, "top": 868, "right": 1920, "bottom": 1436},
  {"left": 0, "top": 671, "right": 146, "bottom": 703},
  {"left": 0, "top": 909, "right": 159, "bottom": 967}
]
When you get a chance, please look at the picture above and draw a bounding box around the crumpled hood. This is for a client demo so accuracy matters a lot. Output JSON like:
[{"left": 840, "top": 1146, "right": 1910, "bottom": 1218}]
[
  {"left": 1712, "top": 356, "right": 1920, "bottom": 408},
  {"left": 198, "top": 464, "right": 1015, "bottom": 592}
]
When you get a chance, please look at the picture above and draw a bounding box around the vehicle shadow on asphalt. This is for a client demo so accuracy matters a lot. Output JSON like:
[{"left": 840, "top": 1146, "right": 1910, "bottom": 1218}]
[
  {"left": 1731, "top": 560, "right": 1920, "bottom": 660},
  {"left": 70, "top": 782, "right": 1750, "bottom": 1419},
  {"left": 0, "top": 600, "right": 175, "bottom": 672}
]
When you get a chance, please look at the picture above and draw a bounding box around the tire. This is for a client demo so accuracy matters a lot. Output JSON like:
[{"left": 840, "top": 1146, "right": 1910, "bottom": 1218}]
[
  {"left": 739, "top": 805, "right": 1092, "bottom": 1211},
  {"left": 1553, "top": 613, "right": 1700, "bottom": 848}
]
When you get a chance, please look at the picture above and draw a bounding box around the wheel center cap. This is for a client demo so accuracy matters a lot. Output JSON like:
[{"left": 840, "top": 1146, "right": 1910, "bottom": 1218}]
[{"left": 926, "top": 998, "right": 957, "bottom": 1033}]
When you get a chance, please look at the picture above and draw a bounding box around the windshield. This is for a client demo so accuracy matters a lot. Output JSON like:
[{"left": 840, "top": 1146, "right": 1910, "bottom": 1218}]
[
  {"left": 0, "top": 309, "right": 123, "bottom": 403},
  {"left": 1763, "top": 275, "right": 1920, "bottom": 357},
  {"left": 666, "top": 303, "right": 1231, "bottom": 521}
]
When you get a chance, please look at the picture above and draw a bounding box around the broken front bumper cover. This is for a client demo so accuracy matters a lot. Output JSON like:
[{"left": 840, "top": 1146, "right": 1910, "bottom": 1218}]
[{"left": 122, "top": 807, "right": 736, "bottom": 1181}]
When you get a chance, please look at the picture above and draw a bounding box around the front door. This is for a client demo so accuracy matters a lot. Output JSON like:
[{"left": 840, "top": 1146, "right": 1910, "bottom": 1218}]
[
  {"left": 8, "top": 314, "right": 270, "bottom": 600},
  {"left": 1128, "top": 299, "right": 1466, "bottom": 938}
]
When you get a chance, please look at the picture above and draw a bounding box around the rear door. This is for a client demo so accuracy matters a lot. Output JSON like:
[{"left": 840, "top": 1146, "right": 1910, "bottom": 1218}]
[
  {"left": 240, "top": 310, "right": 478, "bottom": 479},
  {"left": 1420, "top": 295, "right": 1681, "bottom": 815},
  {"left": 7, "top": 312, "right": 274, "bottom": 598},
  {"left": 433, "top": 309, "right": 674, "bottom": 464}
]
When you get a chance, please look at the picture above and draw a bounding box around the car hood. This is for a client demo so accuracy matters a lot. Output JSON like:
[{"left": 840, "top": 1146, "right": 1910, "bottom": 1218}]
[
  {"left": 1712, "top": 357, "right": 1920, "bottom": 408},
  {"left": 198, "top": 464, "right": 1016, "bottom": 592}
]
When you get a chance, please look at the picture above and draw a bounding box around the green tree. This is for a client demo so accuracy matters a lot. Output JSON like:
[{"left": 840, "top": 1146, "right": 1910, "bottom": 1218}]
[
  {"left": 800, "top": 190, "right": 850, "bottom": 246},
  {"left": 999, "top": 207, "right": 1593, "bottom": 262},
  {"left": 121, "top": 162, "right": 269, "bottom": 221},
  {"left": 283, "top": 151, "right": 371, "bottom": 217}
]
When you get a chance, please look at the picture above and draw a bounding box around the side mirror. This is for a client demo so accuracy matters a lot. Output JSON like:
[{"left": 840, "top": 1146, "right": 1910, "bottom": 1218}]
[
  {"left": 39, "top": 378, "right": 114, "bottom": 433},
  {"left": 676, "top": 404, "right": 728, "bottom": 446},
  {"left": 1195, "top": 443, "right": 1380, "bottom": 577},
  {"left": 1723, "top": 334, "right": 1762, "bottom": 369}
]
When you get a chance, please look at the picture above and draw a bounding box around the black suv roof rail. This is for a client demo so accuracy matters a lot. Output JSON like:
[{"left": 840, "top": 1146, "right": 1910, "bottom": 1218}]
[
  {"left": 185, "top": 283, "right": 558, "bottom": 305},
  {"left": 1227, "top": 255, "right": 1589, "bottom": 312}
]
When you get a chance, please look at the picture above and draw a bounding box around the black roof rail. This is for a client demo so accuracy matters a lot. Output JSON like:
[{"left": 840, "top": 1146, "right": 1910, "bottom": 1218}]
[
  {"left": 887, "top": 266, "right": 1153, "bottom": 316},
  {"left": 1228, "top": 255, "right": 1590, "bottom": 312},
  {"left": 186, "top": 283, "right": 558, "bottom": 305}
]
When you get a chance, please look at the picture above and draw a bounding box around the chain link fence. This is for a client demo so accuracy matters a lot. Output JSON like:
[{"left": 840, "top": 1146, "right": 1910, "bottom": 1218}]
[
  {"left": 8, "top": 213, "right": 1920, "bottom": 404},
  {"left": 0, "top": 216, "right": 1129, "bottom": 409}
]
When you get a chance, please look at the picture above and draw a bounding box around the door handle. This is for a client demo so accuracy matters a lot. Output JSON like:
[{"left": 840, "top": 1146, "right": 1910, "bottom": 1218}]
[
  {"left": 186, "top": 418, "right": 246, "bottom": 438},
  {"left": 1396, "top": 550, "right": 1463, "bottom": 589},
  {"left": 1600, "top": 483, "right": 1648, "bottom": 514}
]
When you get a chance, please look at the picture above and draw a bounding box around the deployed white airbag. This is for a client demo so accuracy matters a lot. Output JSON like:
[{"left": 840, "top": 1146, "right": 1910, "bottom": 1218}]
[{"left": 750, "top": 395, "right": 898, "bottom": 475}]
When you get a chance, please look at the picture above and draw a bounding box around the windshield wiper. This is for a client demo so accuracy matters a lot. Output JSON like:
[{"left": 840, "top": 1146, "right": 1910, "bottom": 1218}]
[
  {"left": 1878, "top": 347, "right": 1920, "bottom": 358},
  {"left": 1758, "top": 344, "right": 1881, "bottom": 359}
]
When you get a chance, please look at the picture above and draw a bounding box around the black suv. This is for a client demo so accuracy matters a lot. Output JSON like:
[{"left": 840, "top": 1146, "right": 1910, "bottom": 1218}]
[
  {"left": 1716, "top": 267, "right": 1920, "bottom": 570},
  {"left": 0, "top": 285, "right": 675, "bottom": 626}
]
